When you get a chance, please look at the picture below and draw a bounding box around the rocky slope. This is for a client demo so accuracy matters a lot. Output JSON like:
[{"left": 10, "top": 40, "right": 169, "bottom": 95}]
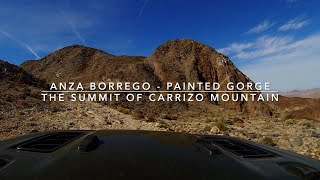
[
  {"left": 0, "top": 60, "right": 49, "bottom": 121},
  {"left": 0, "top": 100, "right": 319, "bottom": 159},
  {"left": 146, "top": 39, "right": 267, "bottom": 113},
  {"left": 1, "top": 60, "right": 44, "bottom": 87},
  {"left": 273, "top": 95, "right": 320, "bottom": 121}
]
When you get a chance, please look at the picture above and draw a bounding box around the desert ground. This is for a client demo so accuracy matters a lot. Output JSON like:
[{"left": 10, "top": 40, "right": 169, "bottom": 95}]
[{"left": 1, "top": 100, "right": 319, "bottom": 160}]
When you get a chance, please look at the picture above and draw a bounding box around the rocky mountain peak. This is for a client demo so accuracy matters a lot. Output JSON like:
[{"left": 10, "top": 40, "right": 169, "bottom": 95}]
[{"left": 151, "top": 39, "right": 216, "bottom": 60}]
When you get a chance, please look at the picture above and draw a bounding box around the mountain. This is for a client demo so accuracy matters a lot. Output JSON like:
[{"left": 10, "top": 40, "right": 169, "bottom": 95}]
[
  {"left": 21, "top": 39, "right": 269, "bottom": 115},
  {"left": 280, "top": 88, "right": 320, "bottom": 99},
  {"left": 20, "top": 45, "right": 157, "bottom": 83},
  {"left": 147, "top": 39, "right": 251, "bottom": 84},
  {"left": 21, "top": 40, "right": 252, "bottom": 86}
]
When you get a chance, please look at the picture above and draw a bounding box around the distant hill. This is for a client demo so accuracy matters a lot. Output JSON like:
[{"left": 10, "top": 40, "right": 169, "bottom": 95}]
[
  {"left": 273, "top": 95, "right": 320, "bottom": 120},
  {"left": 21, "top": 39, "right": 269, "bottom": 115},
  {"left": 280, "top": 88, "right": 320, "bottom": 99}
]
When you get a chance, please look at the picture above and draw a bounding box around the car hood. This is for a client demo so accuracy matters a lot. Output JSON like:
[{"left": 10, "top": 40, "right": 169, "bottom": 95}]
[{"left": 0, "top": 130, "right": 319, "bottom": 180}]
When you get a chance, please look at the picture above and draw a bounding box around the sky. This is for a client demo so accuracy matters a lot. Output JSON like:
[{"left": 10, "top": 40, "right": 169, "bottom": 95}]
[{"left": 0, "top": 0, "right": 319, "bottom": 91}]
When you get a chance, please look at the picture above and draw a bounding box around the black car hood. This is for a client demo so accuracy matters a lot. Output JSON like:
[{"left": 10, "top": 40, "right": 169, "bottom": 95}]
[{"left": 0, "top": 130, "right": 319, "bottom": 180}]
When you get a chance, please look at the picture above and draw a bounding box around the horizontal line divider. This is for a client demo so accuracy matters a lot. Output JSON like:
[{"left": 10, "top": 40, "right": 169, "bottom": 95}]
[{"left": 41, "top": 91, "right": 279, "bottom": 93}]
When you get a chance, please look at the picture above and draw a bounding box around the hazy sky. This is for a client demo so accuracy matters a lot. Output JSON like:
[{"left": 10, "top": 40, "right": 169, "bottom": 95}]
[{"left": 0, "top": 0, "right": 319, "bottom": 91}]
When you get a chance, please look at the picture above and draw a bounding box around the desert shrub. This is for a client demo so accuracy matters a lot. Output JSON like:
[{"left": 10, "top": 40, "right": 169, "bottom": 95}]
[
  {"left": 301, "top": 120, "right": 313, "bottom": 128},
  {"left": 260, "top": 137, "right": 276, "bottom": 146},
  {"left": 158, "top": 120, "right": 169, "bottom": 129},
  {"left": 51, "top": 107, "right": 61, "bottom": 113},
  {"left": 132, "top": 110, "right": 144, "bottom": 120},
  {"left": 203, "top": 125, "right": 212, "bottom": 131},
  {"left": 161, "top": 114, "right": 177, "bottom": 120},
  {"left": 285, "top": 119, "right": 295, "bottom": 125},
  {"left": 215, "top": 118, "right": 227, "bottom": 131},
  {"left": 29, "top": 122, "right": 37, "bottom": 127},
  {"left": 283, "top": 113, "right": 293, "bottom": 120},
  {"left": 117, "top": 107, "right": 130, "bottom": 114},
  {"left": 223, "top": 119, "right": 233, "bottom": 125},
  {"left": 146, "top": 116, "right": 156, "bottom": 122},
  {"left": 205, "top": 117, "right": 215, "bottom": 123},
  {"left": 233, "top": 117, "right": 244, "bottom": 124},
  {"left": 146, "top": 112, "right": 157, "bottom": 122}
]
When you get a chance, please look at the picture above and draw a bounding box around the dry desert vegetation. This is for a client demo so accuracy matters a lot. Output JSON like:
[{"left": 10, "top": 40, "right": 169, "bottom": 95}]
[{"left": 1, "top": 99, "right": 319, "bottom": 160}]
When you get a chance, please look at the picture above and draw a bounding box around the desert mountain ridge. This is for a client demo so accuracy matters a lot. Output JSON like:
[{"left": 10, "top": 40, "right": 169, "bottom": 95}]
[
  {"left": 0, "top": 60, "right": 46, "bottom": 89},
  {"left": 21, "top": 39, "right": 268, "bottom": 114},
  {"left": 280, "top": 88, "right": 320, "bottom": 99},
  {"left": 21, "top": 39, "right": 253, "bottom": 85}
]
